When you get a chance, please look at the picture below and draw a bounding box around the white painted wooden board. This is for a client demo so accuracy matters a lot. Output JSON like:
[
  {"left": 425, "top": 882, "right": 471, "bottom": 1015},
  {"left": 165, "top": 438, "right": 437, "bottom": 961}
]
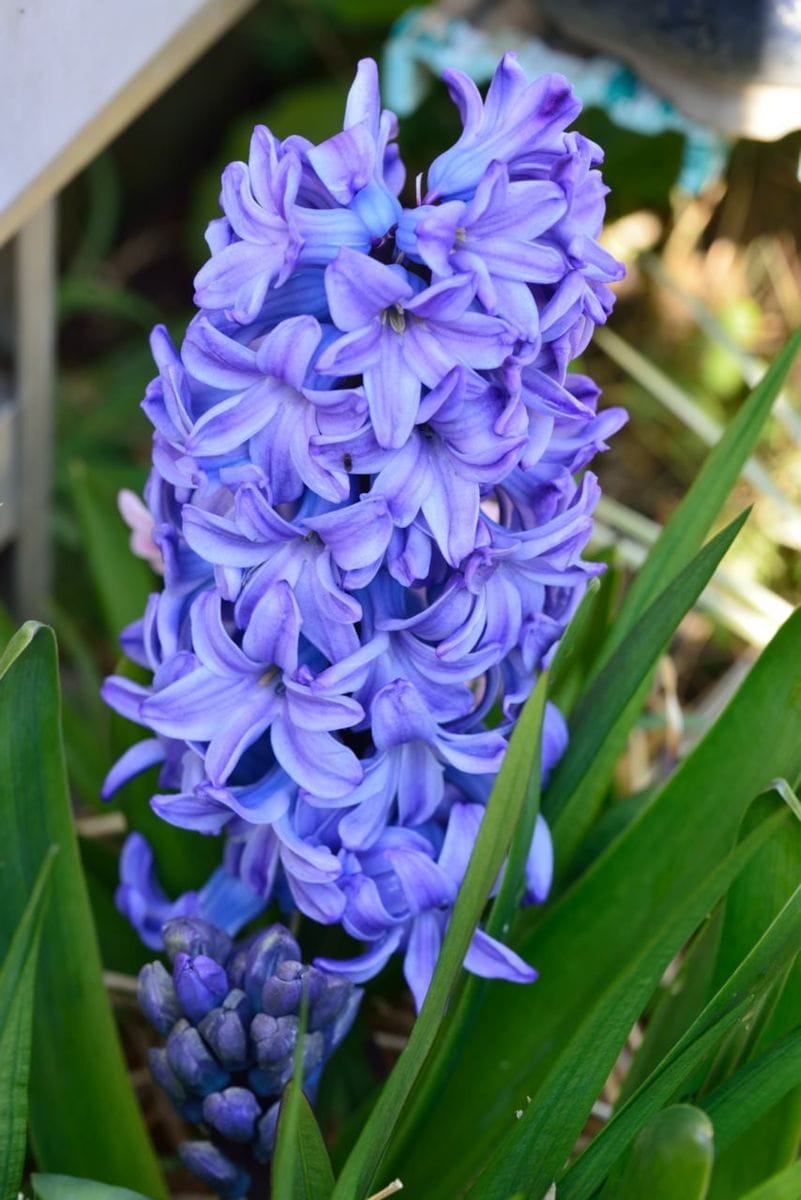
[{"left": 0, "top": 0, "right": 256, "bottom": 246}]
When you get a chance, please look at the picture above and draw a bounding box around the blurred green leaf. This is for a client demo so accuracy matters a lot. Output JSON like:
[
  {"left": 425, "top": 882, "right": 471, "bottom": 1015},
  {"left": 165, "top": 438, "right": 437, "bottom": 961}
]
[
  {"left": 739, "top": 1159, "right": 801, "bottom": 1200},
  {"left": 0, "top": 850, "right": 55, "bottom": 1200},
  {"left": 0, "top": 623, "right": 166, "bottom": 1197},
  {"left": 32, "top": 1177, "right": 152, "bottom": 1200},
  {"left": 600, "top": 1105, "right": 714, "bottom": 1200},
  {"left": 392, "top": 605, "right": 801, "bottom": 1198},
  {"left": 597, "top": 328, "right": 801, "bottom": 669},
  {"left": 333, "top": 676, "right": 548, "bottom": 1200},
  {"left": 57, "top": 278, "right": 160, "bottom": 329},
  {"left": 68, "top": 459, "right": 154, "bottom": 639}
]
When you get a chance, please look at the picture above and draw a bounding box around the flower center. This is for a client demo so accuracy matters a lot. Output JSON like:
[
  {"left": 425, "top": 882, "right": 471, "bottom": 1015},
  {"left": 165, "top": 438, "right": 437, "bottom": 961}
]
[{"left": 383, "top": 303, "right": 406, "bottom": 334}]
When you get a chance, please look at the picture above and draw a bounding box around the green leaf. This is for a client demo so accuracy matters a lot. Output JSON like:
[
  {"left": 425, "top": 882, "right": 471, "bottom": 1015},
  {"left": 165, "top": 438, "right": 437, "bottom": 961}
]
[
  {"left": 67, "top": 459, "right": 154, "bottom": 639},
  {"left": 739, "top": 1160, "right": 801, "bottom": 1200},
  {"left": 273, "top": 1084, "right": 336, "bottom": 1200},
  {"left": 32, "top": 1176, "right": 153, "bottom": 1200},
  {"left": 332, "top": 676, "right": 549, "bottom": 1200},
  {"left": 621, "top": 786, "right": 801, "bottom": 1109},
  {"left": 702, "top": 788, "right": 801, "bottom": 1199},
  {"left": 596, "top": 327, "right": 801, "bottom": 668},
  {"left": 0, "top": 624, "right": 166, "bottom": 1198},
  {"left": 560, "top": 816, "right": 801, "bottom": 1200},
  {"left": 0, "top": 850, "right": 55, "bottom": 1200},
  {"left": 392, "top": 605, "right": 801, "bottom": 1199},
  {"left": 272, "top": 985, "right": 311, "bottom": 1199},
  {"left": 465, "top": 809, "right": 786, "bottom": 1200},
  {"left": 599, "top": 1105, "right": 714, "bottom": 1200},
  {"left": 703, "top": 1026, "right": 801, "bottom": 1155},
  {"left": 545, "top": 510, "right": 748, "bottom": 871}
]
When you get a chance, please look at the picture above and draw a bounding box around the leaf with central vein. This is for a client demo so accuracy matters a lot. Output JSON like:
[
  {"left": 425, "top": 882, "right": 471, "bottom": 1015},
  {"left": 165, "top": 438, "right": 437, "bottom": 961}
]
[
  {"left": 332, "top": 676, "right": 548, "bottom": 1200},
  {"left": 393, "top": 606, "right": 801, "bottom": 1198}
]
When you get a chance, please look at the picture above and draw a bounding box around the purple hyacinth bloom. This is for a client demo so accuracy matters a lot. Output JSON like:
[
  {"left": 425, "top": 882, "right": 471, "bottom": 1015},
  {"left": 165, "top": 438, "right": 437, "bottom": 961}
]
[
  {"left": 140, "top": 919, "right": 361, "bottom": 1191},
  {"left": 104, "top": 52, "right": 625, "bottom": 1010},
  {"left": 318, "top": 249, "right": 516, "bottom": 448}
]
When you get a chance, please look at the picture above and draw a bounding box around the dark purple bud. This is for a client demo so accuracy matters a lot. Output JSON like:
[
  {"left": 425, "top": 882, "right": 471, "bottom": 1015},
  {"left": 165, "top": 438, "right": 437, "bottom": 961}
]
[
  {"left": 137, "top": 961, "right": 180, "bottom": 1035},
  {"left": 308, "top": 972, "right": 354, "bottom": 1033},
  {"left": 198, "top": 1005, "right": 250, "bottom": 1071},
  {"left": 246, "top": 1065, "right": 276, "bottom": 1096},
  {"left": 254, "top": 1101, "right": 281, "bottom": 1163},
  {"left": 301, "top": 1029, "right": 326, "bottom": 1077},
  {"left": 251, "top": 1012, "right": 297, "bottom": 1069},
  {"left": 173, "top": 951, "right": 229, "bottom": 1022},
  {"left": 222, "top": 987, "right": 252, "bottom": 1023},
  {"left": 163, "top": 917, "right": 232, "bottom": 965},
  {"left": 179, "top": 1140, "right": 250, "bottom": 1199},
  {"left": 239, "top": 926, "right": 301, "bottom": 1009},
  {"left": 148, "top": 1047, "right": 202, "bottom": 1122},
  {"left": 166, "top": 1019, "right": 229, "bottom": 1094},
  {"left": 203, "top": 1086, "right": 261, "bottom": 1142},
  {"left": 260, "top": 959, "right": 314, "bottom": 1017},
  {"left": 327, "top": 987, "right": 363, "bottom": 1054}
]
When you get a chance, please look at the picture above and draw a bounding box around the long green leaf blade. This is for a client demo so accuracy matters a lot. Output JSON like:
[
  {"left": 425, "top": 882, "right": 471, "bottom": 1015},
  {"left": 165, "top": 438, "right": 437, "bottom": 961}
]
[
  {"left": 0, "top": 624, "right": 166, "bottom": 1197},
  {"left": 332, "top": 676, "right": 548, "bottom": 1200}
]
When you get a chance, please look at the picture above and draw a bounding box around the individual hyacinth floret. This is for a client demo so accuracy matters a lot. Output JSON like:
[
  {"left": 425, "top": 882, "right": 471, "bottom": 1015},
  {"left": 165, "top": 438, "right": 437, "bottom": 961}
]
[
  {"left": 103, "top": 53, "right": 626, "bottom": 1010},
  {"left": 139, "top": 917, "right": 361, "bottom": 1198}
]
